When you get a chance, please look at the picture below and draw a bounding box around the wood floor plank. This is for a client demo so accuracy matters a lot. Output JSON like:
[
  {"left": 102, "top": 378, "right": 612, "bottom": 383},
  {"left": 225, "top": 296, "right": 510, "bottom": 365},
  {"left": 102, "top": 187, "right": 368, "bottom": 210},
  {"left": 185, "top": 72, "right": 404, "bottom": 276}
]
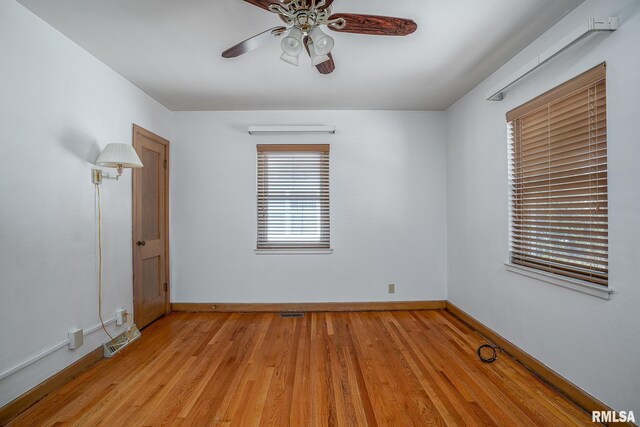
[
  {"left": 411, "top": 311, "right": 533, "bottom": 425},
  {"left": 7, "top": 311, "right": 593, "bottom": 426},
  {"left": 384, "top": 314, "right": 475, "bottom": 426}
]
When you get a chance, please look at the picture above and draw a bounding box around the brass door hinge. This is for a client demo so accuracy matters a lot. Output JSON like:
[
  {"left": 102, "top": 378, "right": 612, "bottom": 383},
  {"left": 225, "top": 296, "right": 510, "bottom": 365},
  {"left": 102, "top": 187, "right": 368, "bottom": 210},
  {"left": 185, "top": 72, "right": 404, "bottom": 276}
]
[
  {"left": 164, "top": 282, "right": 168, "bottom": 292},
  {"left": 163, "top": 159, "right": 167, "bottom": 169}
]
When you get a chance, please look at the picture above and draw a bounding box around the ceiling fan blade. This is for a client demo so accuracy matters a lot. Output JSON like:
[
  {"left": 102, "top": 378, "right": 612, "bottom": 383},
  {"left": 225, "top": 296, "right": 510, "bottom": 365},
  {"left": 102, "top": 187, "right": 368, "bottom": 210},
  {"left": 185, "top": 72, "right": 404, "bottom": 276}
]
[
  {"left": 327, "top": 14, "right": 417, "bottom": 36},
  {"left": 242, "top": 0, "right": 278, "bottom": 11},
  {"left": 315, "top": 53, "right": 335, "bottom": 74},
  {"left": 242, "top": 0, "right": 296, "bottom": 12},
  {"left": 303, "top": 36, "right": 335, "bottom": 74},
  {"left": 222, "top": 26, "right": 286, "bottom": 58}
]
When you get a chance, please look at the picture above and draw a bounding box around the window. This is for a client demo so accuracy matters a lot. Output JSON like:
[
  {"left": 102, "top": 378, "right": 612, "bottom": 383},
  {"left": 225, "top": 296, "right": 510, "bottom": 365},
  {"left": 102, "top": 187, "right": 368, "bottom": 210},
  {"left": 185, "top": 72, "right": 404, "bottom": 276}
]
[
  {"left": 257, "top": 144, "right": 330, "bottom": 250},
  {"left": 507, "top": 63, "right": 608, "bottom": 286}
]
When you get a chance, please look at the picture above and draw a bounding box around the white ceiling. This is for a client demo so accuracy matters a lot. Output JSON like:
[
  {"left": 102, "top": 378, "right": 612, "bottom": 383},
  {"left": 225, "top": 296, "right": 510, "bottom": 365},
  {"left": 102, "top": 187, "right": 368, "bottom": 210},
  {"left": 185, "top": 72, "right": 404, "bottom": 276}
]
[{"left": 17, "top": 0, "right": 584, "bottom": 111}]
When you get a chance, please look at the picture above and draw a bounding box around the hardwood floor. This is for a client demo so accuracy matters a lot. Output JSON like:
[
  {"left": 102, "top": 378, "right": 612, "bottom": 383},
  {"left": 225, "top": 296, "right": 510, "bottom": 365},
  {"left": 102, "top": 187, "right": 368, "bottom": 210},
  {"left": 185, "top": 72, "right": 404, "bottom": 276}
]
[{"left": 9, "top": 310, "right": 592, "bottom": 426}]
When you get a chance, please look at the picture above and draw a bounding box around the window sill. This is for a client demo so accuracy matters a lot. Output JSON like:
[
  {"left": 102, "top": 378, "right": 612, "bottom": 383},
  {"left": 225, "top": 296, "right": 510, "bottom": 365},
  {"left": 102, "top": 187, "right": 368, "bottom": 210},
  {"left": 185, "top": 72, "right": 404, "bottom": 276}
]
[
  {"left": 255, "top": 249, "right": 333, "bottom": 255},
  {"left": 504, "top": 263, "right": 612, "bottom": 300}
]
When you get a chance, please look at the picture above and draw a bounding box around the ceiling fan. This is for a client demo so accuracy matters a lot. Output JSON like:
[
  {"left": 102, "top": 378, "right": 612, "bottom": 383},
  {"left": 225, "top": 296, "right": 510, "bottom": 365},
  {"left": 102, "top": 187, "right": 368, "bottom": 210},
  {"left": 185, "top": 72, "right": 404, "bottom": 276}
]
[{"left": 222, "top": 0, "right": 417, "bottom": 74}]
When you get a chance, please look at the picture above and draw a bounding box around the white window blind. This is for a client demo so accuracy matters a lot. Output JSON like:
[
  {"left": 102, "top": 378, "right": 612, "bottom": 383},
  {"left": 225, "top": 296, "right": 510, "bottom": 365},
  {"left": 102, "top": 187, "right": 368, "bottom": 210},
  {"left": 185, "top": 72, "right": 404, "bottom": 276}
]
[
  {"left": 257, "top": 144, "right": 330, "bottom": 250},
  {"left": 507, "top": 63, "right": 608, "bottom": 286}
]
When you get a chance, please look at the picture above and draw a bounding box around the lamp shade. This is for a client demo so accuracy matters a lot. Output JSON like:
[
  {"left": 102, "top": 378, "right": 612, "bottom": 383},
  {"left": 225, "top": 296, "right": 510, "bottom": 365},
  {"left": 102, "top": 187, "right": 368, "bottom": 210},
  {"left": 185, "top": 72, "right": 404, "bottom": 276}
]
[
  {"left": 309, "top": 45, "right": 330, "bottom": 66},
  {"left": 309, "top": 27, "right": 334, "bottom": 55},
  {"left": 281, "top": 27, "right": 303, "bottom": 56},
  {"left": 95, "top": 143, "right": 143, "bottom": 168},
  {"left": 280, "top": 52, "right": 299, "bottom": 66}
]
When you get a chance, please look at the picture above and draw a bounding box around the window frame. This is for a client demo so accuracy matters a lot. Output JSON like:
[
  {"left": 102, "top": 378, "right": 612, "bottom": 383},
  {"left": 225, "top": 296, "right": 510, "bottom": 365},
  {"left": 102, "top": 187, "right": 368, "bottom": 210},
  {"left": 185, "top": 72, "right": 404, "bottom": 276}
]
[
  {"left": 505, "top": 63, "right": 611, "bottom": 299},
  {"left": 255, "top": 144, "right": 332, "bottom": 254}
]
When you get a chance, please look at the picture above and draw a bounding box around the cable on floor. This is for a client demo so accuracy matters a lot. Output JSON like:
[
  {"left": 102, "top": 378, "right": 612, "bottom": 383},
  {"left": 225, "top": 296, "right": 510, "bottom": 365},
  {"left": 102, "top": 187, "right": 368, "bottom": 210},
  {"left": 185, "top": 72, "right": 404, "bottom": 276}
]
[{"left": 477, "top": 344, "right": 501, "bottom": 363}]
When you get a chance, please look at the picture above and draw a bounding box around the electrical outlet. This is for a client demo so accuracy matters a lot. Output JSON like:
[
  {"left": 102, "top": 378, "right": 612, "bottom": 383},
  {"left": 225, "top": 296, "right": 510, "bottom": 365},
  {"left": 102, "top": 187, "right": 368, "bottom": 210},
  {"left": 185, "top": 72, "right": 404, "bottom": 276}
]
[
  {"left": 388, "top": 283, "right": 395, "bottom": 294},
  {"left": 68, "top": 329, "right": 84, "bottom": 350},
  {"left": 116, "top": 308, "right": 127, "bottom": 326}
]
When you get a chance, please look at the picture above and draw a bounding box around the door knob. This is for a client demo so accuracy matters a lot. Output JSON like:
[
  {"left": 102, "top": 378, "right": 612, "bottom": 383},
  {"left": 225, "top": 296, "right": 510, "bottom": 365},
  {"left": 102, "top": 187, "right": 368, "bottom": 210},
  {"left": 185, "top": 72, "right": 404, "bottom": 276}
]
[{"left": 137, "top": 240, "right": 146, "bottom": 246}]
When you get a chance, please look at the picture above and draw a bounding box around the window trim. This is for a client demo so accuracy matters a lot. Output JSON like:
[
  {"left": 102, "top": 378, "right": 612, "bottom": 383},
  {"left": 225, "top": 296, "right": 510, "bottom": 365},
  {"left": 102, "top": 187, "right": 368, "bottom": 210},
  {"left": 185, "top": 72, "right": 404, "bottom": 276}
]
[
  {"left": 254, "top": 249, "right": 333, "bottom": 255},
  {"left": 504, "top": 262, "right": 612, "bottom": 300},
  {"left": 256, "top": 144, "right": 331, "bottom": 253},
  {"left": 506, "top": 63, "right": 609, "bottom": 290}
]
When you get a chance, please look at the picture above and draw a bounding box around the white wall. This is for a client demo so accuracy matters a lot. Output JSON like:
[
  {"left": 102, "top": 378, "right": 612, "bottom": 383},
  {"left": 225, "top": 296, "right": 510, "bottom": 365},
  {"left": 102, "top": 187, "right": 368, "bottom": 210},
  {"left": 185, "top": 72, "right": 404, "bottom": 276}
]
[
  {"left": 0, "top": 0, "right": 171, "bottom": 406},
  {"left": 3, "top": 0, "right": 638, "bottom": 416},
  {"left": 170, "top": 111, "right": 447, "bottom": 303},
  {"left": 445, "top": 0, "right": 640, "bottom": 414}
]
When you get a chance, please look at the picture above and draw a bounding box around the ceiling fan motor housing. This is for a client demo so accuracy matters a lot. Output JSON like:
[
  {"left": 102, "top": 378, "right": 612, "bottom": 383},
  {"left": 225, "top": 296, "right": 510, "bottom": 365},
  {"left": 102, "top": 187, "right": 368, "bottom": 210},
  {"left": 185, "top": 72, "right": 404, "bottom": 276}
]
[{"left": 275, "top": 0, "right": 336, "bottom": 33}]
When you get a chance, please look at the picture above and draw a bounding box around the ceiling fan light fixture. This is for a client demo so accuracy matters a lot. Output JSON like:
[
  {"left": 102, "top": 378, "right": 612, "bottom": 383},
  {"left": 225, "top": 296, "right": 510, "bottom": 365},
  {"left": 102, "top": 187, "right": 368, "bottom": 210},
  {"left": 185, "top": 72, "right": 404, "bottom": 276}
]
[
  {"left": 280, "top": 52, "right": 299, "bottom": 66},
  {"left": 306, "top": 39, "right": 330, "bottom": 66},
  {"left": 221, "top": 1, "right": 417, "bottom": 75},
  {"left": 310, "top": 51, "right": 330, "bottom": 66},
  {"left": 309, "top": 26, "right": 334, "bottom": 55},
  {"left": 281, "top": 27, "right": 303, "bottom": 56}
]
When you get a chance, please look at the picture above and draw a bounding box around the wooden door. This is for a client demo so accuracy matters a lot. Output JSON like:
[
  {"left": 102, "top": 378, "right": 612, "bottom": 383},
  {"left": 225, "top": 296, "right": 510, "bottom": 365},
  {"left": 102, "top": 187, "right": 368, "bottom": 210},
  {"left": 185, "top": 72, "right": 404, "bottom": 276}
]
[{"left": 132, "top": 125, "right": 170, "bottom": 329}]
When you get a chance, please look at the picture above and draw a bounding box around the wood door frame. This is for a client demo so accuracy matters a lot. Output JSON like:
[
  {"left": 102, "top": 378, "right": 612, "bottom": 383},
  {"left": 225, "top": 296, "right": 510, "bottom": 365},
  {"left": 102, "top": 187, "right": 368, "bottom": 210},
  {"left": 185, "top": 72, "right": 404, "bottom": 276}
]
[{"left": 132, "top": 124, "right": 170, "bottom": 326}]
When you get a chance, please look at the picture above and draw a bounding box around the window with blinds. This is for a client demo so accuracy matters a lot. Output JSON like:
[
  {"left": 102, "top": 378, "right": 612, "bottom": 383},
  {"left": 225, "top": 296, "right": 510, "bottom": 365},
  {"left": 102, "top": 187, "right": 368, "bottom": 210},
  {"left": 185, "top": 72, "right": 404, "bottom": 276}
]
[
  {"left": 507, "top": 63, "right": 608, "bottom": 286},
  {"left": 257, "top": 144, "right": 330, "bottom": 250}
]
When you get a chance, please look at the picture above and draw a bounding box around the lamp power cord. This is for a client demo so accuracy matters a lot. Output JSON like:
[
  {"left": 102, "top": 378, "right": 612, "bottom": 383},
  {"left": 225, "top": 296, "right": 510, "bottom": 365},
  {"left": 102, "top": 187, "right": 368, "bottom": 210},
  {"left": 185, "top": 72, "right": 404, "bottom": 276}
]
[
  {"left": 477, "top": 344, "right": 502, "bottom": 363},
  {"left": 96, "top": 183, "right": 115, "bottom": 342}
]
